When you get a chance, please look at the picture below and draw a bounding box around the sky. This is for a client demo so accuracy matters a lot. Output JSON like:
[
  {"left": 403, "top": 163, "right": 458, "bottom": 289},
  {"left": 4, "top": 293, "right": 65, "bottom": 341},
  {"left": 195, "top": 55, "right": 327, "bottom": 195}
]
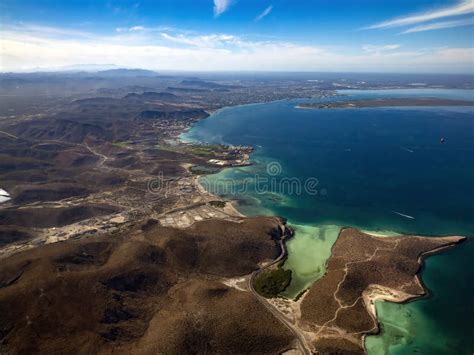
[{"left": 0, "top": 0, "right": 473, "bottom": 73}]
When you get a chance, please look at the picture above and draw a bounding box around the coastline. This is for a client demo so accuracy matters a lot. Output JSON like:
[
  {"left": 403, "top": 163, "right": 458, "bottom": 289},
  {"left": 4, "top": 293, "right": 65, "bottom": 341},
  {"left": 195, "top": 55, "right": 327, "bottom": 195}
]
[
  {"left": 174, "top": 94, "right": 471, "bottom": 354},
  {"left": 177, "top": 99, "right": 284, "bottom": 221},
  {"left": 294, "top": 97, "right": 474, "bottom": 110},
  {"left": 362, "top": 235, "right": 466, "bottom": 352},
  {"left": 172, "top": 120, "right": 252, "bottom": 227},
  {"left": 179, "top": 108, "right": 311, "bottom": 355},
  {"left": 193, "top": 174, "right": 246, "bottom": 219}
]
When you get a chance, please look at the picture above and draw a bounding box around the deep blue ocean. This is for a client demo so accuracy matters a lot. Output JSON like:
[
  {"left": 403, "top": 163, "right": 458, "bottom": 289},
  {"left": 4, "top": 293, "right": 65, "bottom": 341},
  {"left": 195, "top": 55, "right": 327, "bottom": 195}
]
[{"left": 182, "top": 89, "right": 474, "bottom": 354}]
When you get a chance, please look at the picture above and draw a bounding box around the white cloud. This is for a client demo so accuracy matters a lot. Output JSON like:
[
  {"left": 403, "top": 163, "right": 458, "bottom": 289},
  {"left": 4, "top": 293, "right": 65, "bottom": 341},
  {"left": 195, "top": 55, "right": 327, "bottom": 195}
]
[
  {"left": 0, "top": 24, "right": 472, "bottom": 73},
  {"left": 403, "top": 17, "right": 474, "bottom": 33},
  {"left": 116, "top": 25, "right": 146, "bottom": 33},
  {"left": 129, "top": 26, "right": 145, "bottom": 32},
  {"left": 213, "top": 0, "right": 232, "bottom": 17},
  {"left": 362, "top": 44, "right": 401, "bottom": 53},
  {"left": 2, "top": 24, "right": 93, "bottom": 39},
  {"left": 255, "top": 5, "right": 273, "bottom": 21},
  {"left": 161, "top": 33, "right": 238, "bottom": 47},
  {"left": 366, "top": 0, "right": 474, "bottom": 29}
]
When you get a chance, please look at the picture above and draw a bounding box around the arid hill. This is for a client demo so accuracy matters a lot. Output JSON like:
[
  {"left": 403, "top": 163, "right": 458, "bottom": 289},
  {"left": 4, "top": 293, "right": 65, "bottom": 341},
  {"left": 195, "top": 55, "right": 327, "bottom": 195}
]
[
  {"left": 0, "top": 217, "right": 296, "bottom": 354},
  {"left": 299, "top": 228, "right": 465, "bottom": 354},
  {"left": 0, "top": 90, "right": 221, "bottom": 252}
]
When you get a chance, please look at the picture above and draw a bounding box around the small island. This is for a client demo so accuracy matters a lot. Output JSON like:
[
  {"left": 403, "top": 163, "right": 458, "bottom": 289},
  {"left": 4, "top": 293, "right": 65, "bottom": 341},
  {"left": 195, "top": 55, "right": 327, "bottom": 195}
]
[{"left": 296, "top": 98, "right": 474, "bottom": 109}]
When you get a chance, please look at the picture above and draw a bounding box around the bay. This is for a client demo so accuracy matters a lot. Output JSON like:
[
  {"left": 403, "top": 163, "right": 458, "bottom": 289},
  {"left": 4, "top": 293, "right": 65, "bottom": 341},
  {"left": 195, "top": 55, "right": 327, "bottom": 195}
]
[{"left": 181, "top": 89, "right": 474, "bottom": 354}]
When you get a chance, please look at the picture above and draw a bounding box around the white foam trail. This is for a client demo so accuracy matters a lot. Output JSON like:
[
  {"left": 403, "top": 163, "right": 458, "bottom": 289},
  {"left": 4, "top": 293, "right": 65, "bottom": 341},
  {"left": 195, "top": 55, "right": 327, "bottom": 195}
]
[
  {"left": 392, "top": 211, "right": 415, "bottom": 220},
  {"left": 401, "top": 147, "right": 414, "bottom": 153}
]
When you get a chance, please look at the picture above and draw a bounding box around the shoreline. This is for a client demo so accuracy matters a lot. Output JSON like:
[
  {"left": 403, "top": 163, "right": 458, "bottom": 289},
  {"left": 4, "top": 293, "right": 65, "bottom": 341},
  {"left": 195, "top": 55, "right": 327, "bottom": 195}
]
[
  {"left": 361, "top": 235, "right": 466, "bottom": 352},
  {"left": 174, "top": 96, "right": 470, "bottom": 354},
  {"left": 176, "top": 107, "right": 256, "bottom": 221},
  {"left": 295, "top": 97, "right": 474, "bottom": 110},
  {"left": 193, "top": 174, "right": 246, "bottom": 219},
  {"left": 172, "top": 104, "right": 261, "bottom": 225}
]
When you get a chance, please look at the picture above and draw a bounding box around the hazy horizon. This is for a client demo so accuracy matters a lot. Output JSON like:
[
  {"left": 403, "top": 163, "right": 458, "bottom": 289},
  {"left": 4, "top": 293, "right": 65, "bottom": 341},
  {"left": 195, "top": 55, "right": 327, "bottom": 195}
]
[
  {"left": 2, "top": 66, "right": 474, "bottom": 75},
  {"left": 1, "top": 0, "right": 473, "bottom": 73}
]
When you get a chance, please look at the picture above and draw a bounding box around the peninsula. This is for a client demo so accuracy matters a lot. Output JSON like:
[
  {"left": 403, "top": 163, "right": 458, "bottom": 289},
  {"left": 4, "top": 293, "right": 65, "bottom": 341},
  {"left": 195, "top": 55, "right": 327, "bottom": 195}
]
[
  {"left": 296, "top": 97, "right": 474, "bottom": 109},
  {"left": 299, "top": 228, "right": 465, "bottom": 353}
]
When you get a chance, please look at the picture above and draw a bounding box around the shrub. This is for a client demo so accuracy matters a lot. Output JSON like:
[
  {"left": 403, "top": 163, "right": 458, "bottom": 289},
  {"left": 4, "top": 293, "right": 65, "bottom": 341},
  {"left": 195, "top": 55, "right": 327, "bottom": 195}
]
[{"left": 254, "top": 268, "right": 292, "bottom": 298}]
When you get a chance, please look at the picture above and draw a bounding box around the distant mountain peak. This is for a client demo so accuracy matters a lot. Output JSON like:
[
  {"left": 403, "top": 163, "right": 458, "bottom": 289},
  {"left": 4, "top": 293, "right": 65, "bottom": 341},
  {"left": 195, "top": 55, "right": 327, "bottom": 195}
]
[{"left": 96, "top": 68, "right": 158, "bottom": 77}]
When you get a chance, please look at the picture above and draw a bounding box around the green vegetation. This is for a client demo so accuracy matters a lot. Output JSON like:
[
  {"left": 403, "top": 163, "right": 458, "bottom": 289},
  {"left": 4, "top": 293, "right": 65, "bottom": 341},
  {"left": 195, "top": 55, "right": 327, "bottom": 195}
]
[
  {"left": 254, "top": 268, "right": 292, "bottom": 298},
  {"left": 111, "top": 141, "right": 130, "bottom": 148},
  {"left": 188, "top": 145, "right": 222, "bottom": 157},
  {"left": 294, "top": 289, "right": 308, "bottom": 302},
  {"left": 155, "top": 144, "right": 179, "bottom": 152},
  {"left": 209, "top": 200, "right": 226, "bottom": 208},
  {"left": 190, "top": 169, "right": 211, "bottom": 175},
  {"left": 190, "top": 165, "right": 220, "bottom": 175},
  {"left": 157, "top": 143, "right": 225, "bottom": 157}
]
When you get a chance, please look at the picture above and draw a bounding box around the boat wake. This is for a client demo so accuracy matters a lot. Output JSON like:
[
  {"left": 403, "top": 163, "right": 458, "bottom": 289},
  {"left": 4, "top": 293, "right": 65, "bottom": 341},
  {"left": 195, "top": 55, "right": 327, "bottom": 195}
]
[{"left": 392, "top": 211, "right": 415, "bottom": 220}]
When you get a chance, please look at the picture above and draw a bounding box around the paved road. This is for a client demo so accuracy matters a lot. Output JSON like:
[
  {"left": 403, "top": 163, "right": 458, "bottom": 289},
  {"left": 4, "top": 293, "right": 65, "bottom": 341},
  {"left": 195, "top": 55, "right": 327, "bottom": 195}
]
[
  {"left": 248, "top": 222, "right": 311, "bottom": 355},
  {"left": 0, "top": 130, "right": 18, "bottom": 139}
]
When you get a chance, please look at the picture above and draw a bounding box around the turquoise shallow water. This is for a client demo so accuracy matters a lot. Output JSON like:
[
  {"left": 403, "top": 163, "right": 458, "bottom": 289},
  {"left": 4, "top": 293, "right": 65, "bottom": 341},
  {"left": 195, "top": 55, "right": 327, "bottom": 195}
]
[
  {"left": 181, "top": 89, "right": 474, "bottom": 354},
  {"left": 280, "top": 224, "right": 341, "bottom": 298}
]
